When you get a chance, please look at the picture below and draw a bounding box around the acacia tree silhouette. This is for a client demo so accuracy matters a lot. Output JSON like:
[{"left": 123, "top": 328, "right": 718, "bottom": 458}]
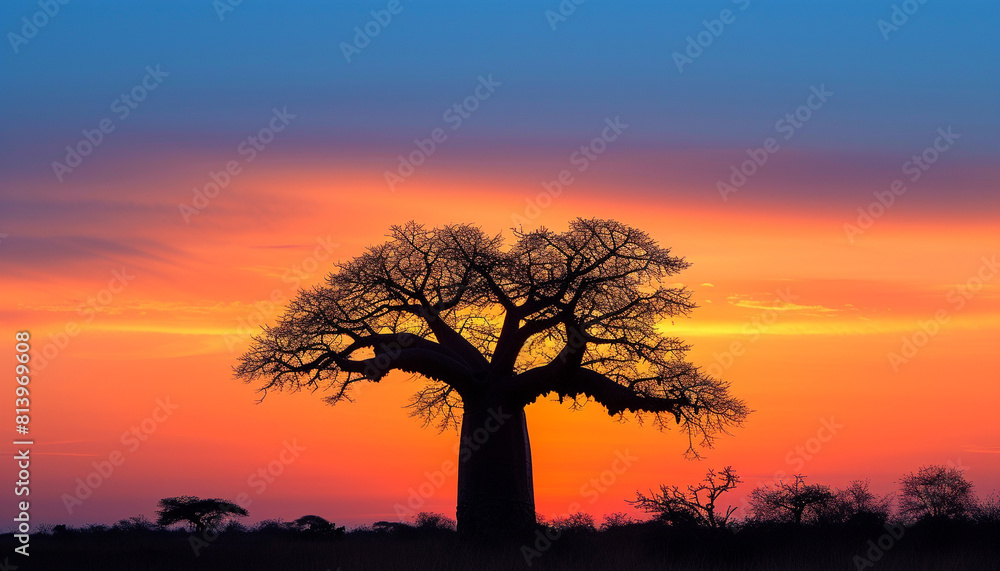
[
  {"left": 155, "top": 496, "right": 248, "bottom": 534},
  {"left": 235, "top": 219, "right": 749, "bottom": 535}
]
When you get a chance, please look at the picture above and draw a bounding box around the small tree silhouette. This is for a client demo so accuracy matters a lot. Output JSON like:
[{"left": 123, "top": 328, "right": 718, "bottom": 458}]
[
  {"left": 291, "top": 515, "right": 345, "bottom": 537},
  {"left": 822, "top": 479, "right": 892, "bottom": 525},
  {"left": 155, "top": 496, "right": 248, "bottom": 534},
  {"left": 898, "top": 464, "right": 975, "bottom": 522},
  {"left": 629, "top": 466, "right": 742, "bottom": 528},
  {"left": 748, "top": 474, "right": 833, "bottom": 525}
]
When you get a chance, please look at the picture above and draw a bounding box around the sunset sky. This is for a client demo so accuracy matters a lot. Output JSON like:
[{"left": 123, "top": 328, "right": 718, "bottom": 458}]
[{"left": 1, "top": 1, "right": 998, "bottom": 529}]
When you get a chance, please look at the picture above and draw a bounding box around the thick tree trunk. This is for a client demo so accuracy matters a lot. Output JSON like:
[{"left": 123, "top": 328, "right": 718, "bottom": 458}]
[{"left": 455, "top": 402, "right": 535, "bottom": 536}]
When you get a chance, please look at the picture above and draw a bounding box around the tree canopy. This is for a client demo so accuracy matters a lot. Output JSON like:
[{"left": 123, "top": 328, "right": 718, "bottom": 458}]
[{"left": 236, "top": 219, "right": 748, "bottom": 455}]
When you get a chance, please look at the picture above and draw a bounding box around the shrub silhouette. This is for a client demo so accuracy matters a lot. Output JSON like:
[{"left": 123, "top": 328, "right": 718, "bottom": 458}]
[
  {"left": 291, "top": 515, "right": 346, "bottom": 537},
  {"left": 973, "top": 491, "right": 1000, "bottom": 525},
  {"left": 112, "top": 515, "right": 158, "bottom": 533},
  {"left": 414, "top": 512, "right": 457, "bottom": 532},
  {"left": 599, "top": 512, "right": 638, "bottom": 530},
  {"left": 898, "top": 464, "right": 975, "bottom": 522},
  {"left": 549, "top": 512, "right": 597, "bottom": 532},
  {"left": 820, "top": 479, "right": 892, "bottom": 526},
  {"left": 630, "top": 466, "right": 741, "bottom": 528}
]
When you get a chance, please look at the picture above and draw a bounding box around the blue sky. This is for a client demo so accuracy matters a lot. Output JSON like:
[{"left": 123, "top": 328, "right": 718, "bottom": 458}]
[
  {"left": 3, "top": 0, "right": 997, "bottom": 157},
  {"left": 0, "top": 0, "right": 997, "bottom": 221}
]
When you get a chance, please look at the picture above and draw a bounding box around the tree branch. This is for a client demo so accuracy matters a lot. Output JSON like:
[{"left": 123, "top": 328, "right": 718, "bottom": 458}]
[{"left": 511, "top": 366, "right": 690, "bottom": 419}]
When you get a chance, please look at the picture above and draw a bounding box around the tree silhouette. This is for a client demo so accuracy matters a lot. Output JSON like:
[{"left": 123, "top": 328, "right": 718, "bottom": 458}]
[
  {"left": 822, "top": 479, "right": 892, "bottom": 525},
  {"left": 748, "top": 475, "right": 833, "bottom": 525},
  {"left": 155, "top": 496, "right": 248, "bottom": 534},
  {"left": 898, "top": 464, "right": 975, "bottom": 522},
  {"left": 236, "top": 219, "right": 749, "bottom": 535},
  {"left": 629, "top": 466, "right": 742, "bottom": 528},
  {"left": 291, "top": 514, "right": 346, "bottom": 537}
]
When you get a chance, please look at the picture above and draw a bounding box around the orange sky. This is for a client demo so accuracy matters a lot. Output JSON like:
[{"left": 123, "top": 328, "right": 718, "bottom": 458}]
[{"left": 3, "top": 158, "right": 999, "bottom": 529}]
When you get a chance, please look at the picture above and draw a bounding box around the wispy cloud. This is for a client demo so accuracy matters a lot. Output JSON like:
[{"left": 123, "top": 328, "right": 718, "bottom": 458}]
[
  {"left": 963, "top": 445, "right": 1000, "bottom": 455},
  {"left": 727, "top": 294, "right": 845, "bottom": 314}
]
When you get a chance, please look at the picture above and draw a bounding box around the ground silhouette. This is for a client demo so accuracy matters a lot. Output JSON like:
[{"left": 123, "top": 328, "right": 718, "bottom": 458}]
[{"left": 9, "top": 465, "right": 997, "bottom": 570}]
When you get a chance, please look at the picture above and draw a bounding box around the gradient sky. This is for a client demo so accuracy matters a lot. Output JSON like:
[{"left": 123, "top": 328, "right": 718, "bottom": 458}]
[{"left": 1, "top": 0, "right": 998, "bottom": 529}]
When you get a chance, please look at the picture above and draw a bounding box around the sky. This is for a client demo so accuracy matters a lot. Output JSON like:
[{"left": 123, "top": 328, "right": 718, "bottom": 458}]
[{"left": 1, "top": 0, "right": 998, "bottom": 529}]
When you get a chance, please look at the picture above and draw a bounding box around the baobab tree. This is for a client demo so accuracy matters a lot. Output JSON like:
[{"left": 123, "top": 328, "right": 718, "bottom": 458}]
[{"left": 236, "top": 219, "right": 749, "bottom": 535}]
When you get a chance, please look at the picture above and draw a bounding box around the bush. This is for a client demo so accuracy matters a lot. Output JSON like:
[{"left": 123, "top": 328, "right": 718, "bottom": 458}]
[
  {"left": 599, "top": 512, "right": 638, "bottom": 530},
  {"left": 414, "top": 512, "right": 457, "bottom": 532},
  {"left": 290, "top": 514, "right": 346, "bottom": 537},
  {"left": 973, "top": 491, "right": 1000, "bottom": 525},
  {"left": 819, "top": 480, "right": 892, "bottom": 526},
  {"left": 898, "top": 465, "right": 975, "bottom": 522},
  {"left": 549, "top": 512, "right": 596, "bottom": 532}
]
